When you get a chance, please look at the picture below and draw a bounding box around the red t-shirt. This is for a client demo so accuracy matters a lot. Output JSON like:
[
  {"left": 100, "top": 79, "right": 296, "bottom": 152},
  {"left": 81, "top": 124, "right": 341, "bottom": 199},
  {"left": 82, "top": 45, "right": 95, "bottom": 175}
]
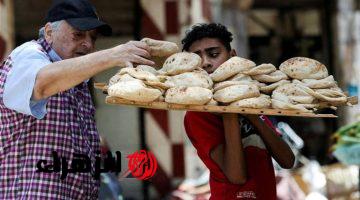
[{"left": 184, "top": 111, "right": 276, "bottom": 200}]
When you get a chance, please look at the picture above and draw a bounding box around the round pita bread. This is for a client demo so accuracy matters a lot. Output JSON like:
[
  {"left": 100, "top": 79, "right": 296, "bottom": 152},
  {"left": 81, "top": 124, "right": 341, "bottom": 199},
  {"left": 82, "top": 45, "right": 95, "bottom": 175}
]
[
  {"left": 228, "top": 73, "right": 253, "bottom": 82},
  {"left": 230, "top": 94, "right": 271, "bottom": 108},
  {"left": 165, "top": 86, "right": 213, "bottom": 105},
  {"left": 213, "top": 80, "right": 265, "bottom": 92},
  {"left": 160, "top": 52, "right": 202, "bottom": 75},
  {"left": 213, "top": 81, "right": 244, "bottom": 92},
  {"left": 272, "top": 83, "right": 315, "bottom": 104},
  {"left": 260, "top": 80, "right": 291, "bottom": 94},
  {"left": 136, "top": 65, "right": 158, "bottom": 75},
  {"left": 109, "top": 73, "right": 122, "bottom": 86},
  {"left": 271, "top": 99, "right": 311, "bottom": 112},
  {"left": 252, "top": 70, "right": 288, "bottom": 83},
  {"left": 144, "top": 80, "right": 171, "bottom": 90},
  {"left": 109, "top": 73, "right": 139, "bottom": 86},
  {"left": 279, "top": 57, "right": 328, "bottom": 80},
  {"left": 213, "top": 84, "right": 260, "bottom": 103},
  {"left": 119, "top": 67, "right": 159, "bottom": 82},
  {"left": 299, "top": 75, "right": 336, "bottom": 89},
  {"left": 164, "top": 70, "right": 213, "bottom": 89},
  {"left": 210, "top": 57, "right": 256, "bottom": 82},
  {"left": 294, "top": 81, "right": 347, "bottom": 103},
  {"left": 314, "top": 87, "right": 344, "bottom": 97},
  {"left": 108, "top": 80, "right": 162, "bottom": 102},
  {"left": 243, "top": 63, "right": 276, "bottom": 76},
  {"left": 141, "top": 38, "right": 179, "bottom": 57}
]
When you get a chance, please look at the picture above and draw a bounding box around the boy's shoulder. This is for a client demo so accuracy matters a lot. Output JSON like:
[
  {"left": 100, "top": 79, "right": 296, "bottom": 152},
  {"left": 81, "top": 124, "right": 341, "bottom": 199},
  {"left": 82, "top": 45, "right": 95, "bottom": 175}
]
[{"left": 184, "top": 111, "right": 222, "bottom": 128}]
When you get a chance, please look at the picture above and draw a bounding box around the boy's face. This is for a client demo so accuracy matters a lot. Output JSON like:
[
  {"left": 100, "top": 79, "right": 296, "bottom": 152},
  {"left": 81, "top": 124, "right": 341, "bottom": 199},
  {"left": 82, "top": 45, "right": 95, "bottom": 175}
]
[{"left": 188, "top": 38, "right": 235, "bottom": 73}]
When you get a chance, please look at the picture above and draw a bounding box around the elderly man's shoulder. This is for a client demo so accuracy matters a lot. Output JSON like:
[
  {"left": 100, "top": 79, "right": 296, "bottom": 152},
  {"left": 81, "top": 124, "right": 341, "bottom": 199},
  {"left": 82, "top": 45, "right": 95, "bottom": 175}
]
[{"left": 10, "top": 40, "right": 46, "bottom": 59}]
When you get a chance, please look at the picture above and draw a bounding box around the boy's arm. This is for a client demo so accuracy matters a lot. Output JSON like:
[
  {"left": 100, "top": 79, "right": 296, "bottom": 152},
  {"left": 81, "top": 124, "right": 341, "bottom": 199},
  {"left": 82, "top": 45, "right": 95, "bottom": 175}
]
[
  {"left": 210, "top": 113, "right": 247, "bottom": 184},
  {"left": 246, "top": 115, "right": 295, "bottom": 169}
]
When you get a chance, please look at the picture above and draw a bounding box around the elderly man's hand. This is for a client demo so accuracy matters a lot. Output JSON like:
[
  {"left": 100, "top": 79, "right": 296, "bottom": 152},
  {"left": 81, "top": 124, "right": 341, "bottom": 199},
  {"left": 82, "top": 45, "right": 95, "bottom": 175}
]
[
  {"left": 32, "top": 41, "right": 155, "bottom": 101},
  {"left": 109, "top": 41, "right": 155, "bottom": 68}
]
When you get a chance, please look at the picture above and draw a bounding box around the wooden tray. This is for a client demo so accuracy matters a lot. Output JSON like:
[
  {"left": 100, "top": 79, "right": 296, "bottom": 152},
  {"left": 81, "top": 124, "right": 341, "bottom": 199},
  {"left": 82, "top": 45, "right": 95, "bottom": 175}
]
[{"left": 95, "top": 83, "right": 358, "bottom": 118}]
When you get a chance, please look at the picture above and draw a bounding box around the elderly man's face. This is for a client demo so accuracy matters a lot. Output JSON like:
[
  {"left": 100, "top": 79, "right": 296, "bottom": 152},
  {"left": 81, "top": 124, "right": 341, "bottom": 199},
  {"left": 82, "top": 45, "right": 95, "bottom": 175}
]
[
  {"left": 188, "top": 38, "right": 236, "bottom": 74},
  {"left": 45, "top": 21, "right": 97, "bottom": 59}
]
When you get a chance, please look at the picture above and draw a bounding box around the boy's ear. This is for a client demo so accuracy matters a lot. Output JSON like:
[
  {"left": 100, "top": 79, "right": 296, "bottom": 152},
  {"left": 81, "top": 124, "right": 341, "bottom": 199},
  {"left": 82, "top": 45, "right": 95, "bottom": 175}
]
[{"left": 230, "top": 49, "right": 237, "bottom": 57}]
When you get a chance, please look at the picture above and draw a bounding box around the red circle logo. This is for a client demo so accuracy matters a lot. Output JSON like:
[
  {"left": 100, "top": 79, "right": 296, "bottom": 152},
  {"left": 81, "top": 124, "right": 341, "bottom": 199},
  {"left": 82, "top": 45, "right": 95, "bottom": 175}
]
[{"left": 127, "top": 150, "right": 157, "bottom": 180}]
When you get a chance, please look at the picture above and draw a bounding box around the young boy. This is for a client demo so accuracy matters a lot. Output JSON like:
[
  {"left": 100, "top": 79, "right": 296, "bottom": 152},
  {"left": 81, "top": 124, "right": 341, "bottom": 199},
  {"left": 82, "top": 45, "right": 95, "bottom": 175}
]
[{"left": 182, "top": 23, "right": 295, "bottom": 200}]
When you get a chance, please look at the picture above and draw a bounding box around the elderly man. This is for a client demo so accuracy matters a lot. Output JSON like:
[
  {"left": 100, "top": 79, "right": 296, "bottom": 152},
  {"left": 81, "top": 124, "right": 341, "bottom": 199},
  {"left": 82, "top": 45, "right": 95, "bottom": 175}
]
[{"left": 0, "top": 0, "right": 153, "bottom": 199}]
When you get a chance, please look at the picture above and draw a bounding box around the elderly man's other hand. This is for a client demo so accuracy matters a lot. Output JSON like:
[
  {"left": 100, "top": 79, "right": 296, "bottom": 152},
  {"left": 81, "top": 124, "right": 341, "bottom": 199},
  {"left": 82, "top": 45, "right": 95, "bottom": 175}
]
[{"left": 109, "top": 41, "right": 155, "bottom": 68}]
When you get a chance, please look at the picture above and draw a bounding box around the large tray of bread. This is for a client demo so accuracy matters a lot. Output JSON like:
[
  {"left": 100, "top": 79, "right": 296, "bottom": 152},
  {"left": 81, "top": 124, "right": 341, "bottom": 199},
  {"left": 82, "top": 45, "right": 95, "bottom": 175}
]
[{"left": 95, "top": 38, "right": 357, "bottom": 118}]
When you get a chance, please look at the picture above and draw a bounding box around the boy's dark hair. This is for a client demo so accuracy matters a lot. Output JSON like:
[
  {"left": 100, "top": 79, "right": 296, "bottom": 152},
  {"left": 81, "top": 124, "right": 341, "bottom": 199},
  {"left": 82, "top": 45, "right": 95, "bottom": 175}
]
[{"left": 182, "top": 23, "right": 233, "bottom": 51}]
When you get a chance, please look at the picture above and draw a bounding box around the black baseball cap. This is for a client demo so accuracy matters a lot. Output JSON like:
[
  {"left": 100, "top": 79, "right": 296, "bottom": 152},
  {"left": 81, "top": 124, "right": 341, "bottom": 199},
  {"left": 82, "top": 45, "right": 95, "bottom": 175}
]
[{"left": 45, "top": 0, "right": 112, "bottom": 36}]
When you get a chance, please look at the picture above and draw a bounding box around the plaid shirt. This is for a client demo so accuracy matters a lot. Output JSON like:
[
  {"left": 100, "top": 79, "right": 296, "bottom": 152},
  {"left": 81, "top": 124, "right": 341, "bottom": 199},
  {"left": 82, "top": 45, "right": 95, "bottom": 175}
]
[{"left": 0, "top": 39, "right": 100, "bottom": 199}]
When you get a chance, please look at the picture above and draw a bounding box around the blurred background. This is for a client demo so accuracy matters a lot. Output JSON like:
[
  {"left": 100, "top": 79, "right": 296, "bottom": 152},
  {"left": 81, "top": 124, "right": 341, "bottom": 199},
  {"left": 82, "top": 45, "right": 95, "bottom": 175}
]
[{"left": 0, "top": 0, "right": 359, "bottom": 199}]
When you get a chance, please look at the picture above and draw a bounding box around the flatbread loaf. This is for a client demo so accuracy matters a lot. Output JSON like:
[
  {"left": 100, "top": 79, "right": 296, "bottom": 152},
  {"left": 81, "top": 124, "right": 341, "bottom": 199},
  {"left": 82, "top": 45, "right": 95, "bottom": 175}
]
[
  {"left": 108, "top": 80, "right": 162, "bottom": 102},
  {"left": 271, "top": 98, "right": 312, "bottom": 112},
  {"left": 279, "top": 57, "right": 328, "bottom": 80},
  {"left": 213, "top": 80, "right": 265, "bottom": 92},
  {"left": 228, "top": 73, "right": 253, "bottom": 82},
  {"left": 252, "top": 70, "right": 288, "bottom": 83},
  {"left": 119, "top": 67, "right": 159, "bottom": 82},
  {"left": 136, "top": 65, "right": 158, "bottom": 75},
  {"left": 230, "top": 94, "right": 271, "bottom": 108},
  {"left": 165, "top": 86, "right": 213, "bottom": 105},
  {"left": 164, "top": 70, "right": 213, "bottom": 89},
  {"left": 210, "top": 57, "right": 256, "bottom": 82},
  {"left": 160, "top": 52, "right": 202, "bottom": 75},
  {"left": 213, "top": 84, "right": 260, "bottom": 103},
  {"left": 300, "top": 75, "right": 336, "bottom": 89},
  {"left": 314, "top": 87, "right": 344, "bottom": 97},
  {"left": 260, "top": 80, "right": 291, "bottom": 94},
  {"left": 109, "top": 73, "right": 139, "bottom": 86},
  {"left": 243, "top": 63, "right": 276, "bottom": 76},
  {"left": 141, "top": 38, "right": 179, "bottom": 57},
  {"left": 294, "top": 81, "right": 347, "bottom": 103},
  {"left": 272, "top": 83, "right": 315, "bottom": 104}
]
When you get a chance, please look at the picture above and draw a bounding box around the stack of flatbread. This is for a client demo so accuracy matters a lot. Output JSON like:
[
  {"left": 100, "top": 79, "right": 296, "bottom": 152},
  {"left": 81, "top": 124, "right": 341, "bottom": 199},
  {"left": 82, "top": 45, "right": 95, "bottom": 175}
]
[
  {"left": 210, "top": 56, "right": 348, "bottom": 112},
  {"left": 108, "top": 39, "right": 214, "bottom": 105},
  {"left": 108, "top": 38, "right": 179, "bottom": 102},
  {"left": 250, "top": 66, "right": 290, "bottom": 94},
  {"left": 160, "top": 52, "right": 214, "bottom": 105},
  {"left": 271, "top": 57, "right": 347, "bottom": 112},
  {"left": 107, "top": 38, "right": 349, "bottom": 112},
  {"left": 107, "top": 66, "right": 169, "bottom": 102},
  {"left": 210, "top": 57, "right": 271, "bottom": 108}
]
